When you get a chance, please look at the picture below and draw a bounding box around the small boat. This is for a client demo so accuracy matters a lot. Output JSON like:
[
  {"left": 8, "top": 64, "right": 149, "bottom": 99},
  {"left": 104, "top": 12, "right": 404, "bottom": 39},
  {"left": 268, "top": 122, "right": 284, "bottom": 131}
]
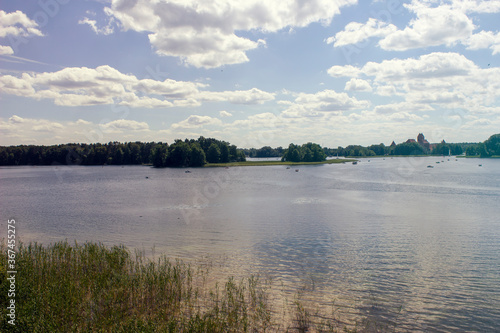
[
  {"left": 185, "top": 170, "right": 191, "bottom": 173},
  {"left": 286, "top": 166, "right": 291, "bottom": 169},
  {"left": 478, "top": 164, "right": 482, "bottom": 167},
  {"left": 427, "top": 165, "right": 434, "bottom": 168},
  {"left": 352, "top": 161, "right": 357, "bottom": 165},
  {"left": 436, "top": 161, "right": 440, "bottom": 164},
  {"left": 145, "top": 176, "right": 149, "bottom": 179},
  {"left": 295, "top": 169, "right": 299, "bottom": 172}
]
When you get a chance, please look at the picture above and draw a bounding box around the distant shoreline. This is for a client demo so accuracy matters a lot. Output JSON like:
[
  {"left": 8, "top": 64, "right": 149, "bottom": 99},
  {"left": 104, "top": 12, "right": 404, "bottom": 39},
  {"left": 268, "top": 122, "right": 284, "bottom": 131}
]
[{"left": 205, "top": 158, "right": 358, "bottom": 167}]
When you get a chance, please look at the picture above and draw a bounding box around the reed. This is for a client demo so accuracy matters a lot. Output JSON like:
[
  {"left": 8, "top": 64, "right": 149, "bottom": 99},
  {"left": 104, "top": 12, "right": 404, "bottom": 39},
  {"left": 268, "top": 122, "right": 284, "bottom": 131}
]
[{"left": 1, "top": 241, "right": 364, "bottom": 332}]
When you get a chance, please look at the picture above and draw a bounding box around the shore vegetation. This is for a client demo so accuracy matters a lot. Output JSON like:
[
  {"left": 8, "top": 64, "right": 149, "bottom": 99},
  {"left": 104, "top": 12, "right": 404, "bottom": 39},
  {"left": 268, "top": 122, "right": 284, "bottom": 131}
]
[{"left": 0, "top": 241, "right": 372, "bottom": 332}]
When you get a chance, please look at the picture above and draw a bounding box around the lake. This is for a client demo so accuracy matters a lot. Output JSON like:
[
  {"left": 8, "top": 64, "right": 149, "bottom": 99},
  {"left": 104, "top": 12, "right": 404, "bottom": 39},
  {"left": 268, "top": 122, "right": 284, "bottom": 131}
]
[{"left": 1, "top": 157, "right": 499, "bottom": 331}]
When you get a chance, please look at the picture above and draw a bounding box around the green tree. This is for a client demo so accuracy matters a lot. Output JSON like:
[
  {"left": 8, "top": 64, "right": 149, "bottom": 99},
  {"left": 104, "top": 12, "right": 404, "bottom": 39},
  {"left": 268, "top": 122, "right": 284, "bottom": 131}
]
[
  {"left": 206, "top": 143, "right": 221, "bottom": 163},
  {"left": 166, "top": 141, "right": 190, "bottom": 167},
  {"left": 466, "top": 145, "right": 477, "bottom": 156},
  {"left": 220, "top": 143, "right": 230, "bottom": 163},
  {"left": 392, "top": 142, "right": 425, "bottom": 156},
  {"left": 151, "top": 145, "right": 168, "bottom": 167},
  {"left": 189, "top": 144, "right": 206, "bottom": 167},
  {"left": 484, "top": 133, "right": 500, "bottom": 156}
]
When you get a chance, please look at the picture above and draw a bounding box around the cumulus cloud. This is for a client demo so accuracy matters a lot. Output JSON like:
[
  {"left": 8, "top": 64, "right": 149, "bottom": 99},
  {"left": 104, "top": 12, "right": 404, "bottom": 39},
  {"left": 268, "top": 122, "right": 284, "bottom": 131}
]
[
  {"left": 102, "top": 0, "right": 357, "bottom": 68},
  {"left": 101, "top": 119, "right": 149, "bottom": 132},
  {"left": 330, "top": 0, "right": 500, "bottom": 54},
  {"left": 0, "top": 65, "right": 275, "bottom": 107},
  {"left": 280, "top": 89, "right": 370, "bottom": 118},
  {"left": 345, "top": 78, "right": 372, "bottom": 92},
  {"left": 0, "top": 45, "right": 14, "bottom": 55},
  {"left": 171, "top": 115, "right": 223, "bottom": 129},
  {"left": 327, "top": 52, "right": 500, "bottom": 115},
  {"left": 0, "top": 115, "right": 156, "bottom": 145},
  {"left": 219, "top": 110, "right": 233, "bottom": 117},
  {"left": 327, "top": 65, "right": 361, "bottom": 78},
  {"left": 0, "top": 10, "right": 43, "bottom": 55},
  {"left": 465, "top": 30, "right": 500, "bottom": 54},
  {"left": 198, "top": 88, "right": 275, "bottom": 105},
  {"left": 379, "top": 1, "right": 475, "bottom": 51},
  {"left": 374, "top": 102, "right": 434, "bottom": 115},
  {"left": 326, "top": 18, "right": 397, "bottom": 47}
]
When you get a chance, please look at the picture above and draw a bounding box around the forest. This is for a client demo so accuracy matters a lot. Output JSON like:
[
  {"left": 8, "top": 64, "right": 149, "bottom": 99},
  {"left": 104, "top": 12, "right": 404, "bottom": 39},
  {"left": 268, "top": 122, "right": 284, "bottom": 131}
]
[{"left": 0, "top": 137, "right": 245, "bottom": 167}]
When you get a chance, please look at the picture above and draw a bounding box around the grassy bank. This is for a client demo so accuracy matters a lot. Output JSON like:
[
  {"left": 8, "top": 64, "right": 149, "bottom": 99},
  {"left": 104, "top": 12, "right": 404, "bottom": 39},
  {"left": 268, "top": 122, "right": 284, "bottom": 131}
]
[
  {"left": 456, "top": 155, "right": 500, "bottom": 158},
  {"left": 1, "top": 241, "right": 367, "bottom": 332},
  {"left": 205, "top": 159, "right": 357, "bottom": 167}
]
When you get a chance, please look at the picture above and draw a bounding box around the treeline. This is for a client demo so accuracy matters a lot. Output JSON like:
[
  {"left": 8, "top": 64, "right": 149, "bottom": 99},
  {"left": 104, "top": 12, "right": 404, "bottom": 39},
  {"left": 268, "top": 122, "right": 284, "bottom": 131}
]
[
  {"left": 464, "top": 134, "right": 500, "bottom": 157},
  {"left": 151, "top": 137, "right": 245, "bottom": 168},
  {"left": 281, "top": 143, "right": 326, "bottom": 162},
  {"left": 0, "top": 137, "right": 246, "bottom": 167},
  {"left": 242, "top": 146, "right": 284, "bottom": 158}
]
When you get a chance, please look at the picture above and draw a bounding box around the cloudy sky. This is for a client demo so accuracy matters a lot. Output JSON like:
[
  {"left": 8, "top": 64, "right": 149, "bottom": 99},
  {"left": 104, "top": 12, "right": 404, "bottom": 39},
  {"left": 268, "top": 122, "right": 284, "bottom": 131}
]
[{"left": 1, "top": 0, "right": 499, "bottom": 148}]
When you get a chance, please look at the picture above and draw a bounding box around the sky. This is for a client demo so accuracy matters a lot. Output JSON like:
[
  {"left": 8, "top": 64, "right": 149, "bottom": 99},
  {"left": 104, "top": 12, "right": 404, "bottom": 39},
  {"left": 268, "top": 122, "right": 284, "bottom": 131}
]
[{"left": 1, "top": 0, "right": 499, "bottom": 148}]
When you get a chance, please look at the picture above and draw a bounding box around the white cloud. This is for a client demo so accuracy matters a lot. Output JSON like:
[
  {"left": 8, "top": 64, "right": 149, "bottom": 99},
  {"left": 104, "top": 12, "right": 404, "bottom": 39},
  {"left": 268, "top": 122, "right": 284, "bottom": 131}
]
[
  {"left": 171, "top": 115, "right": 223, "bottom": 129},
  {"left": 374, "top": 102, "right": 434, "bottom": 115},
  {"left": 328, "top": 52, "right": 500, "bottom": 116},
  {"left": 78, "top": 17, "right": 115, "bottom": 35},
  {"left": 219, "top": 110, "right": 233, "bottom": 117},
  {"left": 330, "top": 0, "right": 500, "bottom": 54},
  {"left": 0, "top": 65, "right": 275, "bottom": 108},
  {"left": 104, "top": 0, "right": 357, "bottom": 68},
  {"left": 198, "top": 88, "right": 275, "bottom": 104},
  {"left": 345, "top": 78, "right": 372, "bottom": 92},
  {"left": 379, "top": 1, "right": 475, "bottom": 51},
  {"left": 0, "top": 45, "right": 13, "bottom": 55},
  {"left": 0, "top": 10, "right": 43, "bottom": 55},
  {"left": 326, "top": 18, "right": 397, "bottom": 47},
  {"left": 101, "top": 119, "right": 149, "bottom": 132},
  {"left": 326, "top": 65, "right": 361, "bottom": 78},
  {"left": 0, "top": 10, "right": 43, "bottom": 38},
  {"left": 362, "top": 52, "right": 477, "bottom": 81},
  {"left": 0, "top": 116, "right": 155, "bottom": 145},
  {"left": 280, "top": 89, "right": 370, "bottom": 118},
  {"left": 465, "top": 30, "right": 500, "bottom": 54},
  {"left": 78, "top": 8, "right": 117, "bottom": 35},
  {"left": 9, "top": 115, "right": 25, "bottom": 123}
]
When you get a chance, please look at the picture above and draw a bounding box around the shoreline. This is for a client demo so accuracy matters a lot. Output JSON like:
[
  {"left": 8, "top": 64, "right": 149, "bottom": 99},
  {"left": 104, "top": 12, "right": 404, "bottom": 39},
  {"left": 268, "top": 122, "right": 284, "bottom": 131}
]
[{"left": 204, "top": 158, "right": 358, "bottom": 167}]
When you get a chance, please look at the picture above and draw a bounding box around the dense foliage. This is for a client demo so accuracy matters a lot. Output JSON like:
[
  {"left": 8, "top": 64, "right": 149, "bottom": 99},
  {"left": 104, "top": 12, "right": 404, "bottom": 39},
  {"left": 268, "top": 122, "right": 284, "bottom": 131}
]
[
  {"left": 281, "top": 143, "right": 326, "bottom": 162},
  {"left": 464, "top": 134, "right": 500, "bottom": 157},
  {"left": 242, "top": 146, "right": 284, "bottom": 158},
  {"left": 0, "top": 137, "right": 246, "bottom": 167}
]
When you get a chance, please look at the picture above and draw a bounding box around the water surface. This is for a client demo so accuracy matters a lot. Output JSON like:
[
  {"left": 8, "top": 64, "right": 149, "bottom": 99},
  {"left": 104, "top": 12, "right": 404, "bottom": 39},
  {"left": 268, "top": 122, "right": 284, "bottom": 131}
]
[{"left": 1, "top": 157, "right": 499, "bottom": 331}]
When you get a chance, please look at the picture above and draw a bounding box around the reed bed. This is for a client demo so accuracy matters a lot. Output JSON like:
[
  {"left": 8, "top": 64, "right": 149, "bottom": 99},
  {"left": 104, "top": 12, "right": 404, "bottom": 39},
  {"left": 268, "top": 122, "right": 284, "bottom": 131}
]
[{"left": 1, "top": 241, "right": 369, "bottom": 332}]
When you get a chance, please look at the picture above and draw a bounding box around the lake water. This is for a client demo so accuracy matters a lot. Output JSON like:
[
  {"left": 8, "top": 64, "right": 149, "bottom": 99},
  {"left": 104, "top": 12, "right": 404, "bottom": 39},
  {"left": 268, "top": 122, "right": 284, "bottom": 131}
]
[{"left": 1, "top": 157, "right": 499, "bottom": 331}]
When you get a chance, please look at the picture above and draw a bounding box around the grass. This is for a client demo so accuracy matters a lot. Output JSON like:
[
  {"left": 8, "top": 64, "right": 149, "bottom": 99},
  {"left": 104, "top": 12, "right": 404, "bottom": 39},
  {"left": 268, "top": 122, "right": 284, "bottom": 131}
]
[
  {"left": 205, "top": 159, "right": 357, "bottom": 167},
  {"left": 0, "top": 241, "right": 369, "bottom": 332},
  {"left": 456, "top": 155, "right": 500, "bottom": 158}
]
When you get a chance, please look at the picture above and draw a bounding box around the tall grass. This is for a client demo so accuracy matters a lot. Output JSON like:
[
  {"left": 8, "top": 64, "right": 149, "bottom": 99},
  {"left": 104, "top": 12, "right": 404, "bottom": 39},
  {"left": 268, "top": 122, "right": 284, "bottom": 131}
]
[{"left": 1, "top": 241, "right": 366, "bottom": 332}]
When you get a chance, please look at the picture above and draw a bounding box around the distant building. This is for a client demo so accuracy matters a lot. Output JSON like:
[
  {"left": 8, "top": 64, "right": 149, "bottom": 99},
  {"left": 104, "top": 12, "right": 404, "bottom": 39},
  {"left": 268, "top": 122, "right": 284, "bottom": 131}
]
[
  {"left": 417, "top": 133, "right": 431, "bottom": 150},
  {"left": 397, "top": 133, "right": 434, "bottom": 151}
]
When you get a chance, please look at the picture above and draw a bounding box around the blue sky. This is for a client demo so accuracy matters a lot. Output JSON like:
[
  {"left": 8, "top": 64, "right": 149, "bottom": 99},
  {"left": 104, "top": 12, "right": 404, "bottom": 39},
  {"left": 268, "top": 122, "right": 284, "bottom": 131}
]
[{"left": 1, "top": 0, "right": 499, "bottom": 148}]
